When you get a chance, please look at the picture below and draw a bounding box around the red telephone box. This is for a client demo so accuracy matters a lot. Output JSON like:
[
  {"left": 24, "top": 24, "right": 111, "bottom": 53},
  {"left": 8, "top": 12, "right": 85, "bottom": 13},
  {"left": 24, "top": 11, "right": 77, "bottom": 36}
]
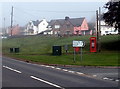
[{"left": 90, "top": 37, "right": 97, "bottom": 52}]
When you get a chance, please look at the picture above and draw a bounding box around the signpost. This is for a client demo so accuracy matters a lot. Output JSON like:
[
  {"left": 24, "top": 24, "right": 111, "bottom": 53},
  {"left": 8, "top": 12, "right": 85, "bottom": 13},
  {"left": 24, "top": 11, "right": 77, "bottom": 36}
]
[
  {"left": 73, "top": 41, "right": 84, "bottom": 47},
  {"left": 73, "top": 41, "right": 85, "bottom": 62}
]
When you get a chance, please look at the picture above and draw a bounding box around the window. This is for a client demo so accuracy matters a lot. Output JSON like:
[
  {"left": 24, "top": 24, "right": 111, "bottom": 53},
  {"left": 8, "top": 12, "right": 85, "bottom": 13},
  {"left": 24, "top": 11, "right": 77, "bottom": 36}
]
[
  {"left": 43, "top": 23, "right": 45, "bottom": 25},
  {"left": 29, "top": 22, "right": 32, "bottom": 25},
  {"left": 76, "top": 30, "right": 79, "bottom": 34},
  {"left": 65, "top": 31, "right": 70, "bottom": 35},
  {"left": 55, "top": 25, "right": 60, "bottom": 29},
  {"left": 54, "top": 31, "right": 58, "bottom": 34},
  {"left": 66, "top": 24, "right": 70, "bottom": 28},
  {"left": 84, "top": 25, "right": 86, "bottom": 28},
  {"left": 105, "top": 31, "right": 108, "bottom": 33}
]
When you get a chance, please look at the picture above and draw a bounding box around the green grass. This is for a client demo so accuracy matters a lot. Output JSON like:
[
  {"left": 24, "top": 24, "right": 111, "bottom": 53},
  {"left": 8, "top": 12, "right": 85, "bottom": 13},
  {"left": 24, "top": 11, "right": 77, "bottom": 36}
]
[
  {"left": 2, "top": 35, "right": 120, "bottom": 66},
  {"left": 2, "top": 35, "right": 92, "bottom": 54},
  {"left": 6, "top": 52, "right": 119, "bottom": 66}
]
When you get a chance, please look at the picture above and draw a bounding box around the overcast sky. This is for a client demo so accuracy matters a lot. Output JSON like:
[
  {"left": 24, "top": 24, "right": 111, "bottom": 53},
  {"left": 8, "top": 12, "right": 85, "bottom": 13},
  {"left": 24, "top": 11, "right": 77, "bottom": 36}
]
[{"left": 0, "top": 0, "right": 108, "bottom": 28}]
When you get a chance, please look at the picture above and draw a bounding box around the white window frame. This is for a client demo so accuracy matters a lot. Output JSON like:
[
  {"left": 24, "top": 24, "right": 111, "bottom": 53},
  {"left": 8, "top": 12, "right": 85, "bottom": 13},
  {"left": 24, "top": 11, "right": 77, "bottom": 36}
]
[{"left": 55, "top": 25, "right": 60, "bottom": 29}]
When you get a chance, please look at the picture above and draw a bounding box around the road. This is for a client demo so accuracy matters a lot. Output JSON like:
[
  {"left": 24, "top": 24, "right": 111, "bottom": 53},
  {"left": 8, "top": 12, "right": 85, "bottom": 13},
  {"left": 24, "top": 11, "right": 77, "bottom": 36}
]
[
  {"left": 56, "top": 65, "right": 120, "bottom": 82},
  {"left": 2, "top": 57, "right": 119, "bottom": 89}
]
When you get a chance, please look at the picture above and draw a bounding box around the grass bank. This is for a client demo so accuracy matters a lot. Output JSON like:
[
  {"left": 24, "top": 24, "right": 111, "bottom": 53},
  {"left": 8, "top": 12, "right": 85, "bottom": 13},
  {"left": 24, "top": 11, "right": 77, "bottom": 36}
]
[
  {"left": 6, "top": 52, "right": 119, "bottom": 66},
  {"left": 2, "top": 35, "right": 120, "bottom": 66}
]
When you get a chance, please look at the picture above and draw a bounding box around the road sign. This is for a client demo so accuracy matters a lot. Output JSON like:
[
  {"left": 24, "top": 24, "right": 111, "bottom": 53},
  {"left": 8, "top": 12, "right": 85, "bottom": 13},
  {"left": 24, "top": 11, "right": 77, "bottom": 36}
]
[
  {"left": 73, "top": 41, "right": 85, "bottom": 62},
  {"left": 73, "top": 41, "right": 85, "bottom": 47}
]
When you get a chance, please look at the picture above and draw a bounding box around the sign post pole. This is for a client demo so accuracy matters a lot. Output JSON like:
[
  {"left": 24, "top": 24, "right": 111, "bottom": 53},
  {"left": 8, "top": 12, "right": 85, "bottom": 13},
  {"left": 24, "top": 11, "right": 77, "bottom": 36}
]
[
  {"left": 73, "top": 41, "right": 85, "bottom": 63},
  {"left": 73, "top": 48, "right": 76, "bottom": 63},
  {"left": 80, "top": 47, "right": 82, "bottom": 61}
]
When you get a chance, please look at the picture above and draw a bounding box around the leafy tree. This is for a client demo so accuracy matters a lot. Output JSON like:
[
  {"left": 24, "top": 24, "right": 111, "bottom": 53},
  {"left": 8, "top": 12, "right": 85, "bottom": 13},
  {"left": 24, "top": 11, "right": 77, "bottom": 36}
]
[{"left": 103, "top": 1, "right": 120, "bottom": 34}]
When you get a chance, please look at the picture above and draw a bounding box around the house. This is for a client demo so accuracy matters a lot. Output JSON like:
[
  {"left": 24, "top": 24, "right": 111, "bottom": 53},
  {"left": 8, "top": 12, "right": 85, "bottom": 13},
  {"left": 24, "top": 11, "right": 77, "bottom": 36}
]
[
  {"left": 25, "top": 19, "right": 48, "bottom": 35},
  {"left": 7, "top": 24, "right": 21, "bottom": 36},
  {"left": 48, "top": 16, "right": 90, "bottom": 36},
  {"left": 100, "top": 20, "right": 118, "bottom": 36},
  {"left": 6, "top": 25, "right": 27, "bottom": 36},
  {"left": 98, "top": 15, "right": 118, "bottom": 36},
  {"left": 40, "top": 30, "right": 53, "bottom": 35}
]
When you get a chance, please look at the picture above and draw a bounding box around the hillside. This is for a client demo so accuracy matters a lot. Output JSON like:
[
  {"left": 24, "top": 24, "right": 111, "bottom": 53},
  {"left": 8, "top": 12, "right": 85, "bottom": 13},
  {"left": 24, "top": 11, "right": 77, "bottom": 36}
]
[
  {"left": 2, "top": 35, "right": 120, "bottom": 66},
  {"left": 2, "top": 35, "right": 119, "bottom": 54}
]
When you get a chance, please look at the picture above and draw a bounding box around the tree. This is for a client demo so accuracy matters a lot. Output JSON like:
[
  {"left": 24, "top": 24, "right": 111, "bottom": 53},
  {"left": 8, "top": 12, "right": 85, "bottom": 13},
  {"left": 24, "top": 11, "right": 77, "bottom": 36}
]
[
  {"left": 103, "top": 1, "right": 120, "bottom": 34},
  {"left": 88, "top": 22, "right": 95, "bottom": 35},
  {"left": 88, "top": 22, "right": 95, "bottom": 30}
]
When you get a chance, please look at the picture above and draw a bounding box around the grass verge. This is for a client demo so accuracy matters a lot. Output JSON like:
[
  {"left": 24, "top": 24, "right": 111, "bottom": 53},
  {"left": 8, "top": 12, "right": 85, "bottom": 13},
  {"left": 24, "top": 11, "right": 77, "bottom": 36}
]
[
  {"left": 2, "top": 35, "right": 120, "bottom": 66},
  {"left": 4, "top": 52, "right": 119, "bottom": 66}
]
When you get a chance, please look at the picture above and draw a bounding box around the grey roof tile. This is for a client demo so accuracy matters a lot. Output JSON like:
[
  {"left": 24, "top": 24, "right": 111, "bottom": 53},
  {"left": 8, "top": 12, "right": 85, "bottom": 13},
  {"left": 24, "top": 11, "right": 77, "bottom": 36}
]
[{"left": 49, "top": 17, "right": 85, "bottom": 27}]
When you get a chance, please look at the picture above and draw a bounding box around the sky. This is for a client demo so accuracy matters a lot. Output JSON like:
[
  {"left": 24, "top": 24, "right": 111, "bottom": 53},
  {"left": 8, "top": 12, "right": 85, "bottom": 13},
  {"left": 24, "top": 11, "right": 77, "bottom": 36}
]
[{"left": 0, "top": 0, "right": 108, "bottom": 28}]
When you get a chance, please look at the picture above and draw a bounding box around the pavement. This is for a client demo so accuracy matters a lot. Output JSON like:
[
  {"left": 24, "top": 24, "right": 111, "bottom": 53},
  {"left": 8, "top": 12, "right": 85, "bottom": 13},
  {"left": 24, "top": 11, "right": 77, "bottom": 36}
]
[{"left": 52, "top": 65, "right": 120, "bottom": 82}]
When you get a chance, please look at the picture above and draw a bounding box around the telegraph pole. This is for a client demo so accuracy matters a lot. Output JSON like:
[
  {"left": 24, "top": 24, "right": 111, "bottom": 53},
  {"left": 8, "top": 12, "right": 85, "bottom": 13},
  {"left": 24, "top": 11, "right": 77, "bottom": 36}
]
[
  {"left": 96, "top": 7, "right": 101, "bottom": 53},
  {"left": 3, "top": 18, "right": 6, "bottom": 35},
  {"left": 98, "top": 7, "right": 101, "bottom": 52},
  {"left": 11, "top": 6, "right": 13, "bottom": 36},
  {"left": 96, "top": 10, "right": 99, "bottom": 52}
]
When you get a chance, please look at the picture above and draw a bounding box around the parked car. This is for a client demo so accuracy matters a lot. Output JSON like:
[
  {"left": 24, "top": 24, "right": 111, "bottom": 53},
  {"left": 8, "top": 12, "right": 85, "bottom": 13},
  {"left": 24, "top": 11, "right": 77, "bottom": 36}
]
[{"left": 107, "top": 30, "right": 118, "bottom": 35}]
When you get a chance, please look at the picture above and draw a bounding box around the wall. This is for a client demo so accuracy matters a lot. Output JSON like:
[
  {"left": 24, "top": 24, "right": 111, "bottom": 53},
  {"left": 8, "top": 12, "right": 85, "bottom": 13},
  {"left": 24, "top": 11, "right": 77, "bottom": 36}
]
[{"left": 38, "top": 19, "right": 48, "bottom": 34}]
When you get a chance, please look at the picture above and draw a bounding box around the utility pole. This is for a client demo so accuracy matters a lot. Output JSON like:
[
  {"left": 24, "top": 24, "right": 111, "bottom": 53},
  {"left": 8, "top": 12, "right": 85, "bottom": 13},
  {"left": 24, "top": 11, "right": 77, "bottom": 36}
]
[
  {"left": 11, "top": 6, "right": 13, "bottom": 36},
  {"left": 3, "top": 18, "right": 6, "bottom": 35},
  {"left": 96, "top": 10, "right": 99, "bottom": 52},
  {"left": 96, "top": 7, "right": 101, "bottom": 53},
  {"left": 98, "top": 7, "right": 101, "bottom": 52}
]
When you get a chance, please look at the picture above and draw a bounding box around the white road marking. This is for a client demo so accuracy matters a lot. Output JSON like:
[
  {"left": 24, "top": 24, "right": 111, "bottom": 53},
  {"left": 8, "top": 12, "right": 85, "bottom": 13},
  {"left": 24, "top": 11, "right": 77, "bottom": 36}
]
[
  {"left": 109, "top": 78, "right": 113, "bottom": 81},
  {"left": 45, "top": 66, "right": 51, "bottom": 68},
  {"left": 115, "top": 79, "right": 119, "bottom": 82},
  {"left": 40, "top": 65, "right": 46, "bottom": 67},
  {"left": 76, "top": 72, "right": 84, "bottom": 75},
  {"left": 93, "top": 75, "right": 97, "bottom": 77},
  {"left": 68, "top": 71, "right": 75, "bottom": 73},
  {"left": 3, "top": 65, "right": 22, "bottom": 74},
  {"left": 103, "top": 77, "right": 109, "bottom": 80},
  {"left": 50, "top": 66, "right": 55, "bottom": 69},
  {"left": 62, "top": 69, "right": 68, "bottom": 72},
  {"left": 30, "top": 76, "right": 64, "bottom": 89},
  {"left": 56, "top": 68, "right": 61, "bottom": 70}
]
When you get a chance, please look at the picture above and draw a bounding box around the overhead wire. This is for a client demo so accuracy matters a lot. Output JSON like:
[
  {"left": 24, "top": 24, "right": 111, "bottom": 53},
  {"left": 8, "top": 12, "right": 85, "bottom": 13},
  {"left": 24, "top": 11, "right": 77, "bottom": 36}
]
[{"left": 14, "top": 7, "right": 37, "bottom": 18}]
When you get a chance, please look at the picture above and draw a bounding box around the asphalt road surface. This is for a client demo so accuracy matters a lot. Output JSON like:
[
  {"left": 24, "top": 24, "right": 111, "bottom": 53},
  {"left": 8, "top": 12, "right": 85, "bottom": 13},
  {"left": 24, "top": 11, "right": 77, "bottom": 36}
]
[
  {"left": 56, "top": 65, "right": 120, "bottom": 82},
  {"left": 2, "top": 57, "right": 119, "bottom": 89}
]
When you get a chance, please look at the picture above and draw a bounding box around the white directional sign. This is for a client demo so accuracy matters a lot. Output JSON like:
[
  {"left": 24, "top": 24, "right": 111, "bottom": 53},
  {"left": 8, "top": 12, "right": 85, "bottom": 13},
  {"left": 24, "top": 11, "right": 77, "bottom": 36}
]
[{"left": 73, "top": 41, "right": 85, "bottom": 47}]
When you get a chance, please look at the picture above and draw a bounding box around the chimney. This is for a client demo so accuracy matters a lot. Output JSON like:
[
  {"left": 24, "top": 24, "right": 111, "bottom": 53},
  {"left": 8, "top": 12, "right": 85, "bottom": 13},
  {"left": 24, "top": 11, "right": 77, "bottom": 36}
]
[{"left": 65, "top": 16, "right": 69, "bottom": 20}]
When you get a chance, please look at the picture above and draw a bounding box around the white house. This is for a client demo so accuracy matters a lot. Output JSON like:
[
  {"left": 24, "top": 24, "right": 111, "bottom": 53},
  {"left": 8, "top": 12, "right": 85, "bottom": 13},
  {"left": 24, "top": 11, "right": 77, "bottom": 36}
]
[
  {"left": 42, "top": 30, "right": 53, "bottom": 35},
  {"left": 100, "top": 20, "right": 118, "bottom": 36},
  {"left": 25, "top": 19, "right": 48, "bottom": 35},
  {"left": 38, "top": 19, "right": 48, "bottom": 33},
  {"left": 40, "top": 25, "right": 53, "bottom": 35}
]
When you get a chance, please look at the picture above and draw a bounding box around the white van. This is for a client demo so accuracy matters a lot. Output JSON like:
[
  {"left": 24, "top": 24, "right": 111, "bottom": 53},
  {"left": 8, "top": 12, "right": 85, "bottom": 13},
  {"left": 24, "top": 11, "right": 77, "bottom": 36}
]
[{"left": 101, "top": 30, "right": 118, "bottom": 36}]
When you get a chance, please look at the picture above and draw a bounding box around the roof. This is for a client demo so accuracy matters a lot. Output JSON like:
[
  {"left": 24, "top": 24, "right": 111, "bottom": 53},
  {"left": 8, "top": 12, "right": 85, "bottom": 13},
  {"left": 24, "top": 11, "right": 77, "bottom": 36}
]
[
  {"left": 32, "top": 20, "right": 43, "bottom": 26},
  {"left": 49, "top": 17, "right": 85, "bottom": 27},
  {"left": 69, "top": 18, "right": 85, "bottom": 26},
  {"left": 43, "top": 30, "right": 52, "bottom": 32}
]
